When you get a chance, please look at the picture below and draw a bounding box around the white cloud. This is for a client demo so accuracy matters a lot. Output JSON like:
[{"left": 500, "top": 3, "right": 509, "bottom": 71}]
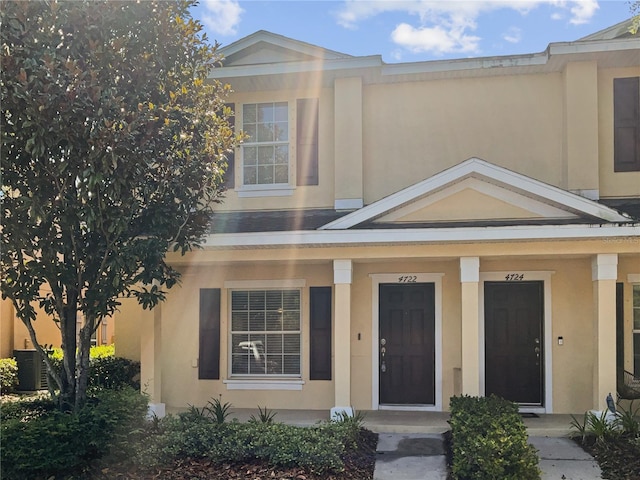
[
  {"left": 391, "top": 22, "right": 481, "bottom": 55},
  {"left": 502, "top": 26, "right": 522, "bottom": 43},
  {"left": 200, "top": 0, "right": 244, "bottom": 36},
  {"left": 566, "top": 0, "right": 599, "bottom": 25},
  {"left": 336, "top": 0, "right": 601, "bottom": 56}
]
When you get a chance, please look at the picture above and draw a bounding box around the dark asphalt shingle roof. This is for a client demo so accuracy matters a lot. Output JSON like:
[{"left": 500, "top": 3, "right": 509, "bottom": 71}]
[
  {"left": 209, "top": 209, "right": 349, "bottom": 234},
  {"left": 208, "top": 199, "right": 640, "bottom": 235}
]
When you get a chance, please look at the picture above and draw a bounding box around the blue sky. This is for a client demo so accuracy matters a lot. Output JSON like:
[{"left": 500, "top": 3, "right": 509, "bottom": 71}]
[{"left": 190, "top": 0, "right": 633, "bottom": 63}]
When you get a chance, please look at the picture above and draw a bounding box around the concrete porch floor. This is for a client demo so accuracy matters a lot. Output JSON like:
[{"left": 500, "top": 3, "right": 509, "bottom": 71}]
[{"left": 169, "top": 407, "right": 577, "bottom": 437}]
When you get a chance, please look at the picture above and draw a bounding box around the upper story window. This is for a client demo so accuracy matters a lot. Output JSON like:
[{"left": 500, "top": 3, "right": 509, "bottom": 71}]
[
  {"left": 242, "top": 102, "right": 289, "bottom": 185},
  {"left": 614, "top": 77, "right": 640, "bottom": 172}
]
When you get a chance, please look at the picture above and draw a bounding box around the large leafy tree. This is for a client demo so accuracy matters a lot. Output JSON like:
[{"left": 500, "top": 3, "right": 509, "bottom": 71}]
[{"left": 1, "top": 0, "right": 238, "bottom": 411}]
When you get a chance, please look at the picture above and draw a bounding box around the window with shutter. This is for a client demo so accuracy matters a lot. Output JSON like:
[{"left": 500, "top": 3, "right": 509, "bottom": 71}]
[
  {"left": 614, "top": 77, "right": 640, "bottom": 172},
  {"left": 230, "top": 289, "right": 301, "bottom": 377}
]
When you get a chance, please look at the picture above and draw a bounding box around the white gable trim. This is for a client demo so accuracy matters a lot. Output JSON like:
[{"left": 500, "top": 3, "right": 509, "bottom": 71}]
[
  {"left": 319, "top": 158, "right": 630, "bottom": 230},
  {"left": 220, "top": 30, "right": 351, "bottom": 61},
  {"left": 377, "top": 177, "right": 578, "bottom": 223}
]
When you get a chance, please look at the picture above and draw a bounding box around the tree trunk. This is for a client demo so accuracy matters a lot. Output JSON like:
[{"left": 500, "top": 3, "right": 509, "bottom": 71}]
[
  {"left": 59, "top": 302, "right": 78, "bottom": 411},
  {"left": 75, "top": 315, "right": 95, "bottom": 411}
]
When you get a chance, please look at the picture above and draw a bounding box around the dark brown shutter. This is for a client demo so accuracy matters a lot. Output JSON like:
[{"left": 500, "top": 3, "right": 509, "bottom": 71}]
[
  {"left": 614, "top": 77, "right": 640, "bottom": 172},
  {"left": 296, "top": 98, "right": 319, "bottom": 185},
  {"left": 199, "top": 288, "right": 221, "bottom": 379},
  {"left": 223, "top": 103, "right": 235, "bottom": 188},
  {"left": 309, "top": 286, "right": 332, "bottom": 380}
]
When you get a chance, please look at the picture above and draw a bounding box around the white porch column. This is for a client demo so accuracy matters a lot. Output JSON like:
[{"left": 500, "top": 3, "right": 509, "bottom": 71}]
[
  {"left": 460, "top": 257, "right": 481, "bottom": 397},
  {"left": 592, "top": 254, "right": 618, "bottom": 411},
  {"left": 140, "top": 306, "right": 165, "bottom": 418},
  {"left": 332, "top": 259, "right": 353, "bottom": 418}
]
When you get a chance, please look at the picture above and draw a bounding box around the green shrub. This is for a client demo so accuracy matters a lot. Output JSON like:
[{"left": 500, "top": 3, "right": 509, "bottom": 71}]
[
  {"left": 0, "top": 358, "right": 18, "bottom": 394},
  {"left": 1, "top": 387, "right": 148, "bottom": 479},
  {"left": 89, "top": 355, "right": 140, "bottom": 390},
  {"left": 448, "top": 395, "right": 540, "bottom": 480},
  {"left": 0, "top": 394, "right": 57, "bottom": 422},
  {"left": 46, "top": 345, "right": 140, "bottom": 391},
  {"left": 138, "top": 413, "right": 349, "bottom": 474}
]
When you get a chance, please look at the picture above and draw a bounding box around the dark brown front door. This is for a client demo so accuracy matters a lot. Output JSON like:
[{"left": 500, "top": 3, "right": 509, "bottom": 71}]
[
  {"left": 379, "top": 283, "right": 435, "bottom": 405},
  {"left": 485, "top": 281, "right": 543, "bottom": 405}
]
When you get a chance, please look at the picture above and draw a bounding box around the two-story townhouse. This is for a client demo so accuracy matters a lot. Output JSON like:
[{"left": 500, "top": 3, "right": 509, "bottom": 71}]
[
  {"left": 127, "top": 19, "right": 640, "bottom": 418},
  {"left": 4, "top": 19, "right": 639, "bottom": 416}
]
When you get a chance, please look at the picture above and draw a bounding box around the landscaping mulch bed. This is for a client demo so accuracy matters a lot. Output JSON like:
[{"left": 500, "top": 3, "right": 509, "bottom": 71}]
[
  {"left": 577, "top": 436, "right": 640, "bottom": 480},
  {"left": 89, "top": 429, "right": 378, "bottom": 480}
]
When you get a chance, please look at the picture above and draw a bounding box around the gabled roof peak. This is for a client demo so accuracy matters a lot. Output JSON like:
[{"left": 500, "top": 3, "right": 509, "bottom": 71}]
[
  {"left": 219, "top": 30, "right": 352, "bottom": 62},
  {"left": 320, "top": 158, "right": 631, "bottom": 230}
]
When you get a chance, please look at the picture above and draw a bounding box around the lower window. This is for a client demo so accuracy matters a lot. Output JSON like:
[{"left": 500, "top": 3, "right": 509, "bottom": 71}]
[{"left": 230, "top": 289, "right": 301, "bottom": 376}]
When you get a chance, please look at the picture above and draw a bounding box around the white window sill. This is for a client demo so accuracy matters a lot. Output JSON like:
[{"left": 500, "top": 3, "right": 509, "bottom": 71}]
[
  {"left": 223, "top": 379, "right": 304, "bottom": 390},
  {"left": 237, "top": 186, "right": 294, "bottom": 198}
]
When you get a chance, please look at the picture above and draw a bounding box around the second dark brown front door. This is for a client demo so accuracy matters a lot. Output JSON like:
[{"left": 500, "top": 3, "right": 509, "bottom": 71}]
[
  {"left": 484, "top": 281, "right": 544, "bottom": 405},
  {"left": 379, "top": 283, "right": 435, "bottom": 405}
]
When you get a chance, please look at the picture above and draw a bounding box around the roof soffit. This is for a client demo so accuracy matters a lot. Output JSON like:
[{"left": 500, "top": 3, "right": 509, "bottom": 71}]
[{"left": 319, "top": 158, "right": 631, "bottom": 230}]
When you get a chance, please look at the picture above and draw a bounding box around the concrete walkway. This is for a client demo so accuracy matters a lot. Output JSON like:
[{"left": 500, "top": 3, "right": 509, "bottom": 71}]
[
  {"left": 373, "top": 433, "right": 602, "bottom": 480},
  {"left": 183, "top": 408, "right": 602, "bottom": 479}
]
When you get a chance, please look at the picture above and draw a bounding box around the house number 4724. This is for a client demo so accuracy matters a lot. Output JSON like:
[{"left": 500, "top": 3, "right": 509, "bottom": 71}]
[{"left": 505, "top": 273, "right": 524, "bottom": 281}]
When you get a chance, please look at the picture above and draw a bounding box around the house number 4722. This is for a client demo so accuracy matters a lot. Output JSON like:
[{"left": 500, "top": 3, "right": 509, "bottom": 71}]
[
  {"left": 505, "top": 273, "right": 524, "bottom": 281},
  {"left": 398, "top": 275, "right": 417, "bottom": 283}
]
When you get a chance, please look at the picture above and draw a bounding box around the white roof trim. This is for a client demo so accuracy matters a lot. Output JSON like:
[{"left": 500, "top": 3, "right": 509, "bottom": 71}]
[
  {"left": 215, "top": 30, "right": 640, "bottom": 80},
  {"left": 319, "top": 158, "right": 630, "bottom": 230},
  {"left": 201, "top": 224, "right": 640, "bottom": 249},
  {"left": 219, "top": 30, "right": 351, "bottom": 60},
  {"left": 209, "top": 55, "right": 382, "bottom": 79}
]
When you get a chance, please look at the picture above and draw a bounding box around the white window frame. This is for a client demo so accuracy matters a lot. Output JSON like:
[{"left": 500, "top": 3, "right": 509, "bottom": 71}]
[
  {"left": 238, "top": 101, "right": 294, "bottom": 197},
  {"left": 223, "top": 280, "right": 306, "bottom": 390}
]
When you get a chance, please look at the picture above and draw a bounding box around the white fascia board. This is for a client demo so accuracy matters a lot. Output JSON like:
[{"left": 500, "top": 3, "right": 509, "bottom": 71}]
[
  {"left": 381, "top": 38, "right": 640, "bottom": 77},
  {"left": 201, "top": 224, "right": 640, "bottom": 249},
  {"left": 549, "top": 38, "right": 640, "bottom": 55},
  {"left": 383, "top": 52, "right": 549, "bottom": 76},
  {"left": 209, "top": 55, "right": 382, "bottom": 79},
  {"left": 319, "top": 158, "right": 629, "bottom": 230}
]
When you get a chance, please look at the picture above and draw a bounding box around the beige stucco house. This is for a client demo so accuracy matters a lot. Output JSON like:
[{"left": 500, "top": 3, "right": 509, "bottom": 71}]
[
  {"left": 127, "top": 20, "right": 640, "bottom": 417},
  {"left": 4, "top": 20, "right": 639, "bottom": 416}
]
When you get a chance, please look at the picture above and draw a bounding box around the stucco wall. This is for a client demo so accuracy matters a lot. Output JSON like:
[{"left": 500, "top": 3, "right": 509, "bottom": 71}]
[{"left": 362, "top": 73, "right": 564, "bottom": 203}]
